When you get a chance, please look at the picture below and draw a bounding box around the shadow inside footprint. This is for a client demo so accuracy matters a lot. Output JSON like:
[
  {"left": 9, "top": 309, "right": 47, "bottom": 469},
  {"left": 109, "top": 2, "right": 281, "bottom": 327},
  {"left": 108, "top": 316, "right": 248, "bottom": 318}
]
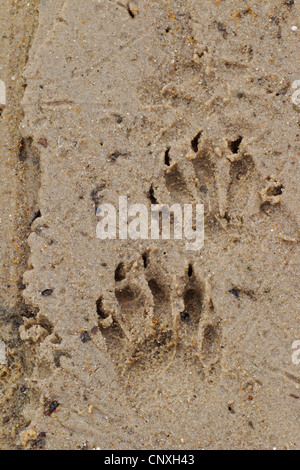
[
  {"left": 202, "top": 324, "right": 220, "bottom": 357},
  {"left": 165, "top": 164, "right": 190, "bottom": 203},
  {"left": 200, "top": 322, "right": 222, "bottom": 374},
  {"left": 179, "top": 279, "right": 204, "bottom": 350},
  {"left": 227, "top": 154, "right": 256, "bottom": 220},
  {"left": 128, "top": 278, "right": 175, "bottom": 368},
  {"left": 115, "top": 286, "right": 145, "bottom": 340},
  {"left": 96, "top": 296, "right": 125, "bottom": 360},
  {"left": 182, "top": 288, "right": 203, "bottom": 327},
  {"left": 192, "top": 151, "right": 219, "bottom": 231},
  {"left": 115, "top": 262, "right": 126, "bottom": 282},
  {"left": 148, "top": 279, "right": 173, "bottom": 336}
]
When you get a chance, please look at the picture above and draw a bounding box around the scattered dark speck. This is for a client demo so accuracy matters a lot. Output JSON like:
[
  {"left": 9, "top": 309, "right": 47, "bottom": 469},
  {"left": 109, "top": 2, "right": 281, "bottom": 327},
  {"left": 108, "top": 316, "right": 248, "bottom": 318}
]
[
  {"left": 284, "top": 0, "right": 294, "bottom": 8},
  {"left": 38, "top": 138, "right": 48, "bottom": 148},
  {"left": 41, "top": 289, "right": 53, "bottom": 296},
  {"left": 80, "top": 331, "right": 91, "bottom": 343},
  {"left": 229, "top": 287, "right": 240, "bottom": 299},
  {"left": 44, "top": 399, "right": 59, "bottom": 416},
  {"left": 199, "top": 185, "right": 208, "bottom": 194},
  {"left": 180, "top": 311, "right": 191, "bottom": 324},
  {"left": 30, "top": 432, "right": 47, "bottom": 449},
  {"left": 109, "top": 151, "right": 127, "bottom": 162},
  {"left": 213, "top": 20, "right": 228, "bottom": 38},
  {"left": 276, "top": 83, "right": 290, "bottom": 96}
]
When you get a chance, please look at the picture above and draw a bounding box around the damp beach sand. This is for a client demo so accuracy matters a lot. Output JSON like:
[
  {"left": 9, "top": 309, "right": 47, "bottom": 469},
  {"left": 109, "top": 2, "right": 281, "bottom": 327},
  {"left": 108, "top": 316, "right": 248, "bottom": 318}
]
[{"left": 0, "top": 0, "right": 299, "bottom": 450}]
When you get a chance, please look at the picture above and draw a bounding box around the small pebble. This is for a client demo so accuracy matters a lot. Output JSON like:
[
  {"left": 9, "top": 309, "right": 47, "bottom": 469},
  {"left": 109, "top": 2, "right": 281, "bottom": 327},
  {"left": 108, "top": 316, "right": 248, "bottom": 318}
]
[
  {"left": 291, "top": 26, "right": 297, "bottom": 31},
  {"left": 41, "top": 289, "right": 53, "bottom": 296},
  {"left": 230, "top": 287, "right": 240, "bottom": 298},
  {"left": 80, "top": 331, "right": 91, "bottom": 343},
  {"left": 44, "top": 399, "right": 59, "bottom": 416}
]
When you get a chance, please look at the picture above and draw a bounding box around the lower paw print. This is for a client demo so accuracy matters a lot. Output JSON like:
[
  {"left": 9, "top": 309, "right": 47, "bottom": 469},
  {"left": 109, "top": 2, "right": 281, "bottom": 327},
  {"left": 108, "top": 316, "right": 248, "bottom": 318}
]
[
  {"left": 97, "top": 254, "right": 176, "bottom": 371},
  {"left": 96, "top": 261, "right": 153, "bottom": 371},
  {"left": 98, "top": 254, "right": 222, "bottom": 378}
]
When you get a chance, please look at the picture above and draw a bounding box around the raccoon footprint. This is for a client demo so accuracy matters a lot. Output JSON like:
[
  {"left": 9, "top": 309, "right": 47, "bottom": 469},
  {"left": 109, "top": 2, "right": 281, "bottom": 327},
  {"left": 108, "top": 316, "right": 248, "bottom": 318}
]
[
  {"left": 98, "top": 255, "right": 176, "bottom": 370},
  {"left": 97, "top": 259, "right": 155, "bottom": 366}
]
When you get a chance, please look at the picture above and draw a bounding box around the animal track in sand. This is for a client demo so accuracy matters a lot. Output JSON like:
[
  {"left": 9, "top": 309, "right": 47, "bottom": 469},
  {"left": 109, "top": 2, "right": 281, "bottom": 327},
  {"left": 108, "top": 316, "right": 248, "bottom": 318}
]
[{"left": 97, "top": 254, "right": 222, "bottom": 377}]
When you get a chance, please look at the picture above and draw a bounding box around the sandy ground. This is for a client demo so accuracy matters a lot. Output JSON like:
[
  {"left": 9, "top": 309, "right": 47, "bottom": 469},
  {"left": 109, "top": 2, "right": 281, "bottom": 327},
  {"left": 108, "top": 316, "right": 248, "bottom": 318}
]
[{"left": 0, "top": 0, "right": 299, "bottom": 450}]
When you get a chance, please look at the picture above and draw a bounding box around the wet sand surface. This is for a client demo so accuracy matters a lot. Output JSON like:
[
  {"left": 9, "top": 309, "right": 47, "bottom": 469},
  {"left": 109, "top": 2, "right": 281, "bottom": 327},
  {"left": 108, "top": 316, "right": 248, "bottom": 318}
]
[{"left": 0, "top": 0, "right": 299, "bottom": 450}]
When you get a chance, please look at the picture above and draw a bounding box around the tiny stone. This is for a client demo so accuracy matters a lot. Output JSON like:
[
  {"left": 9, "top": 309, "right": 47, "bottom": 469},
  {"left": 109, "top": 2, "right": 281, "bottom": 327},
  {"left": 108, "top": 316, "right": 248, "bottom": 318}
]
[
  {"left": 80, "top": 331, "right": 91, "bottom": 343},
  {"left": 44, "top": 399, "right": 59, "bottom": 416},
  {"left": 230, "top": 287, "right": 240, "bottom": 298},
  {"left": 41, "top": 289, "right": 53, "bottom": 296}
]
